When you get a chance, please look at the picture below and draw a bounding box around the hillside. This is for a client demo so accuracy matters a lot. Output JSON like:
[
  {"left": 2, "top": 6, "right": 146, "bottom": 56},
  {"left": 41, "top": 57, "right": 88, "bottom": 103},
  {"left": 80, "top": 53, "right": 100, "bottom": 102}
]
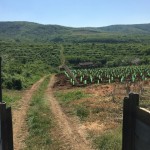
[
  {"left": 0, "top": 21, "right": 150, "bottom": 43},
  {"left": 0, "top": 21, "right": 150, "bottom": 90},
  {"left": 98, "top": 24, "right": 150, "bottom": 33}
]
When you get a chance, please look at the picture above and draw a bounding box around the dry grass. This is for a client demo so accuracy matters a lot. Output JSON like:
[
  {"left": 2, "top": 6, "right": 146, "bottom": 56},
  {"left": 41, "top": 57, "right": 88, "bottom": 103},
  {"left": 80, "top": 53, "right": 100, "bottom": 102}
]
[{"left": 54, "top": 79, "right": 150, "bottom": 149}]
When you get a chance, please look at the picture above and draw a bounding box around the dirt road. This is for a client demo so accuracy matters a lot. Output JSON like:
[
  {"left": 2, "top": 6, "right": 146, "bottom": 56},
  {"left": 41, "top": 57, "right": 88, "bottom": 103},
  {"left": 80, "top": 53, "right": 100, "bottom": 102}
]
[
  {"left": 13, "top": 77, "right": 45, "bottom": 150},
  {"left": 46, "top": 75, "right": 93, "bottom": 150}
]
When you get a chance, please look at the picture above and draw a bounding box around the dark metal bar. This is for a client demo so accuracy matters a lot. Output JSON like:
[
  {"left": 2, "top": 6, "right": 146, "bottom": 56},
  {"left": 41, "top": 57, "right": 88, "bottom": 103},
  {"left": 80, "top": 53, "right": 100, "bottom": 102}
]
[
  {"left": 122, "top": 93, "right": 139, "bottom": 150},
  {"left": 0, "top": 102, "right": 7, "bottom": 150},
  {"left": 6, "top": 107, "right": 13, "bottom": 150},
  {"left": 122, "top": 96, "right": 130, "bottom": 150},
  {"left": 0, "top": 57, "right": 2, "bottom": 102}
]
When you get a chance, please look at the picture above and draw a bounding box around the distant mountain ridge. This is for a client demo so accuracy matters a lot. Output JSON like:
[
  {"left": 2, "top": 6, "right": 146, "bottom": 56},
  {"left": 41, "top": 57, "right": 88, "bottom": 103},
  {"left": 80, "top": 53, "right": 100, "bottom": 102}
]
[
  {"left": 0, "top": 21, "right": 150, "bottom": 43},
  {"left": 99, "top": 24, "right": 150, "bottom": 33}
]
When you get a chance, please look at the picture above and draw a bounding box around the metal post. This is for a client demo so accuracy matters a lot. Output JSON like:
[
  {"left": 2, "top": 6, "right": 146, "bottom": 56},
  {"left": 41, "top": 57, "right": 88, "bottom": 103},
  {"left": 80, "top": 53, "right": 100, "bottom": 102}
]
[
  {"left": 122, "top": 93, "right": 139, "bottom": 150},
  {"left": 0, "top": 102, "right": 7, "bottom": 150},
  {"left": 6, "top": 107, "right": 13, "bottom": 150},
  {"left": 0, "top": 57, "right": 2, "bottom": 149},
  {"left": 0, "top": 57, "right": 2, "bottom": 102}
]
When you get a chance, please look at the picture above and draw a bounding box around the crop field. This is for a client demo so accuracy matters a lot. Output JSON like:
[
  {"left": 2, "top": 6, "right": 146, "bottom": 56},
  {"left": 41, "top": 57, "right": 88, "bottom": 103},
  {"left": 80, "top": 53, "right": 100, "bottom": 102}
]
[
  {"left": 64, "top": 65, "right": 150, "bottom": 85},
  {"left": 54, "top": 65, "right": 150, "bottom": 149}
]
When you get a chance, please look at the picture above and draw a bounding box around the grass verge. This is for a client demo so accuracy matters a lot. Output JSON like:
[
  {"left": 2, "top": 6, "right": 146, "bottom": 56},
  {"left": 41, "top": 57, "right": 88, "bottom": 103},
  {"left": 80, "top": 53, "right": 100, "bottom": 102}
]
[
  {"left": 25, "top": 76, "right": 53, "bottom": 149},
  {"left": 2, "top": 89, "right": 23, "bottom": 107},
  {"left": 94, "top": 126, "right": 122, "bottom": 150}
]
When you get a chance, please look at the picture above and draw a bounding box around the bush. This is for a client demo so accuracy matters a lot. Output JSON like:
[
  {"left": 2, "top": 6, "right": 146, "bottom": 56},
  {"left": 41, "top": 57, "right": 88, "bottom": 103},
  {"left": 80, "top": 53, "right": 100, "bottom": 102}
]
[
  {"left": 3, "top": 75, "right": 24, "bottom": 90},
  {"left": 12, "top": 77, "right": 23, "bottom": 90}
]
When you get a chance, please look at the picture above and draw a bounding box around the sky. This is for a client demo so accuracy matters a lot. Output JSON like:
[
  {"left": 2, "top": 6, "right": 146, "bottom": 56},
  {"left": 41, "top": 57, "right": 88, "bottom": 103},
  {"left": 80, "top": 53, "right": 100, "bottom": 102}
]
[{"left": 0, "top": 0, "right": 150, "bottom": 27}]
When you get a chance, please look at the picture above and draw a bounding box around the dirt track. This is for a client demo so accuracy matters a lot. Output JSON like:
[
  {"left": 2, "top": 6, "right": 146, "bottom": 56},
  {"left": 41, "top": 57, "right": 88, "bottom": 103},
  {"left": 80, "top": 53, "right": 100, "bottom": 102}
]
[
  {"left": 46, "top": 75, "right": 93, "bottom": 150},
  {"left": 13, "top": 77, "right": 45, "bottom": 150}
]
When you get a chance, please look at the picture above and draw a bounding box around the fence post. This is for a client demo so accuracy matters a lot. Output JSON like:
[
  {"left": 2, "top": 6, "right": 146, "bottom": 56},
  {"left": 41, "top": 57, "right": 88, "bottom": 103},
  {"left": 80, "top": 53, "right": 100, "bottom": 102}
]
[
  {"left": 6, "top": 107, "right": 13, "bottom": 150},
  {"left": 0, "top": 56, "right": 2, "bottom": 150},
  {"left": 122, "top": 93, "right": 139, "bottom": 150},
  {"left": 0, "top": 57, "right": 13, "bottom": 150},
  {"left": 0, "top": 57, "right": 2, "bottom": 102},
  {"left": 0, "top": 102, "right": 7, "bottom": 150}
]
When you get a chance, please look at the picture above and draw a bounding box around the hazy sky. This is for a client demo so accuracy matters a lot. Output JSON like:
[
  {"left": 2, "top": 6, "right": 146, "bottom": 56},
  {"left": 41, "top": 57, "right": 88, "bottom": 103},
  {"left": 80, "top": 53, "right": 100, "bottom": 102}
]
[{"left": 0, "top": 0, "right": 150, "bottom": 27}]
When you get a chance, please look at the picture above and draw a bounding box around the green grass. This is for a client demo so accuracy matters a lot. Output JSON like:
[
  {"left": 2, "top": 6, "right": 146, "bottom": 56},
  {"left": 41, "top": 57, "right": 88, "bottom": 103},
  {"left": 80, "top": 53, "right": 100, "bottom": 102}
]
[
  {"left": 55, "top": 90, "right": 88, "bottom": 104},
  {"left": 2, "top": 89, "right": 23, "bottom": 107},
  {"left": 25, "top": 76, "right": 53, "bottom": 150},
  {"left": 94, "top": 126, "right": 122, "bottom": 150}
]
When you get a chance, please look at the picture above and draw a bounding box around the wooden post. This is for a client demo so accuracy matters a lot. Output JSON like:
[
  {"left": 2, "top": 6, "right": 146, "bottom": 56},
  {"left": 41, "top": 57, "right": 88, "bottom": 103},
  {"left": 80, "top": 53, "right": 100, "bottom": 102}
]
[{"left": 122, "top": 93, "right": 139, "bottom": 150}]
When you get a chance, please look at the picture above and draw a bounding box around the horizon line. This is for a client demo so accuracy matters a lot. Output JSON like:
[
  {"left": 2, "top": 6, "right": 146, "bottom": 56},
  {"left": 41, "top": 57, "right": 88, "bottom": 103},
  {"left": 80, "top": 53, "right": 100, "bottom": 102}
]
[{"left": 0, "top": 20, "right": 150, "bottom": 28}]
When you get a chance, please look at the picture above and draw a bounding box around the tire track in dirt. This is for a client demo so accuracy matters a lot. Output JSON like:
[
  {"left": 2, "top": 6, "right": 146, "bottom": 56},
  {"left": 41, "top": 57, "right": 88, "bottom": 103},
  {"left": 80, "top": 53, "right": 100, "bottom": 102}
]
[
  {"left": 12, "top": 77, "right": 45, "bottom": 150},
  {"left": 46, "top": 75, "right": 93, "bottom": 150}
]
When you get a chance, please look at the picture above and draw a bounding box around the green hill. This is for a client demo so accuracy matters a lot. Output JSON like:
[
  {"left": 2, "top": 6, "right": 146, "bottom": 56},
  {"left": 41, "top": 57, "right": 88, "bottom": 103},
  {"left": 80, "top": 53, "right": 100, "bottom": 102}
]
[
  {"left": 97, "top": 24, "right": 150, "bottom": 33},
  {"left": 0, "top": 21, "right": 150, "bottom": 43}
]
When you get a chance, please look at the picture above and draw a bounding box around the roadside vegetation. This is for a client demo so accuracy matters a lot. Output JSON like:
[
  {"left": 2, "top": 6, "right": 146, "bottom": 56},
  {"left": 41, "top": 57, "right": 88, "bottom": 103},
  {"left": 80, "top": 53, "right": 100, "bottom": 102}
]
[
  {"left": 2, "top": 60, "right": 50, "bottom": 90},
  {"left": 2, "top": 89, "right": 23, "bottom": 107},
  {"left": 25, "top": 76, "right": 53, "bottom": 149},
  {"left": 1, "top": 41, "right": 60, "bottom": 90}
]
